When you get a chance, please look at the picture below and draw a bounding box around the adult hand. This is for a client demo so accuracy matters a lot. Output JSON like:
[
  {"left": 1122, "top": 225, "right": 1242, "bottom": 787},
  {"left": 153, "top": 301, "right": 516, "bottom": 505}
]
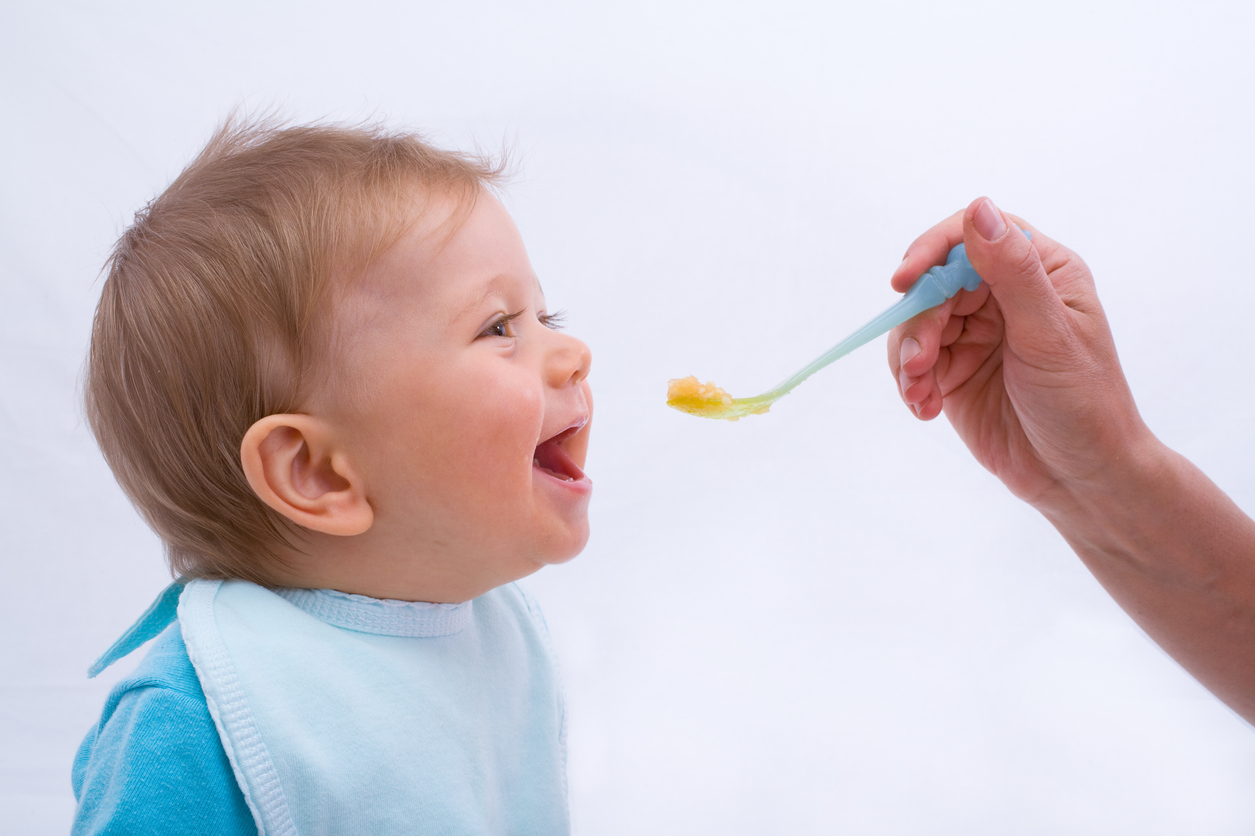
[
  {"left": 888, "top": 198, "right": 1255, "bottom": 724},
  {"left": 888, "top": 197, "right": 1155, "bottom": 514}
]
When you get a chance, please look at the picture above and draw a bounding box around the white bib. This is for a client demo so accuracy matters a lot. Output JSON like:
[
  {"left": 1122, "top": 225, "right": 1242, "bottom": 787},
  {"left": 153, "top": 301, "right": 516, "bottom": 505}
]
[{"left": 177, "top": 579, "right": 568, "bottom": 836}]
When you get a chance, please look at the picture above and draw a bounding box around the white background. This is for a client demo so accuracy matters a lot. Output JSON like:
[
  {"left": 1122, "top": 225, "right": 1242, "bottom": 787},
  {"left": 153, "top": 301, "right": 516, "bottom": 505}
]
[{"left": 4, "top": 1, "right": 1255, "bottom": 833}]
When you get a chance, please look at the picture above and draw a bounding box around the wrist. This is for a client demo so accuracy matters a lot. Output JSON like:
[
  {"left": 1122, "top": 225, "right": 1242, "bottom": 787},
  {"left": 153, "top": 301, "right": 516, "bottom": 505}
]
[
  {"left": 1037, "top": 427, "right": 1169, "bottom": 519},
  {"left": 1035, "top": 432, "right": 1222, "bottom": 588}
]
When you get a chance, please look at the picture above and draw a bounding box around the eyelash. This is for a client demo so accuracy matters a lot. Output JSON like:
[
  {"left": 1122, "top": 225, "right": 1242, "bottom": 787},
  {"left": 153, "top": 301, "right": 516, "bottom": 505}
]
[
  {"left": 539, "top": 310, "right": 566, "bottom": 330},
  {"left": 480, "top": 309, "right": 566, "bottom": 339}
]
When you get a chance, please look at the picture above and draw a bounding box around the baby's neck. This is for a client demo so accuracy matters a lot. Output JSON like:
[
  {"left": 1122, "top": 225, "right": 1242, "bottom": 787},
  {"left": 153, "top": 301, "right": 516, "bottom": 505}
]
[{"left": 264, "top": 531, "right": 544, "bottom": 604}]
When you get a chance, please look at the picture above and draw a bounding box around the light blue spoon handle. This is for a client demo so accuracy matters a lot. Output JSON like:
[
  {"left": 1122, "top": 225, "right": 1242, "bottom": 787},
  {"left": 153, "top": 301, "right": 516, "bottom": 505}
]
[{"left": 769, "top": 232, "right": 1029, "bottom": 397}]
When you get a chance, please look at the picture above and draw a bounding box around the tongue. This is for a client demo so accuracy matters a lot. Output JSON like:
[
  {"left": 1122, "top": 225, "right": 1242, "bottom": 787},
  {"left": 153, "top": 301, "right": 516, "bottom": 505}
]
[{"left": 533, "top": 439, "right": 584, "bottom": 482}]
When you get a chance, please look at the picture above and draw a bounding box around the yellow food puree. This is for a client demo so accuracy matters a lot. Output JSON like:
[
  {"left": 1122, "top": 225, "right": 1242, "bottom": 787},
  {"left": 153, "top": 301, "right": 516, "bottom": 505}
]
[{"left": 665, "top": 375, "right": 769, "bottom": 421}]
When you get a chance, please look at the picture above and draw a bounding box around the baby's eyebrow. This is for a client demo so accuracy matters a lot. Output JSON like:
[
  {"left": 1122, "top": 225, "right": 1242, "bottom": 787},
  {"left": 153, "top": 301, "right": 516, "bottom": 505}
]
[{"left": 452, "top": 274, "right": 513, "bottom": 322}]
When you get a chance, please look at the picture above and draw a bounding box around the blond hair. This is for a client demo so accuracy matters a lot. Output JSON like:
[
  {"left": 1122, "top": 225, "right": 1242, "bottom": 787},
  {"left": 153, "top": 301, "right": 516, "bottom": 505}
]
[{"left": 85, "top": 116, "right": 503, "bottom": 584}]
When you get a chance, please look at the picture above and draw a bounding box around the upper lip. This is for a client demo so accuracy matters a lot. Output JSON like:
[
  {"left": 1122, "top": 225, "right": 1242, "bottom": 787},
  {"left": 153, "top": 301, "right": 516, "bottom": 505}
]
[{"left": 539, "top": 415, "right": 588, "bottom": 447}]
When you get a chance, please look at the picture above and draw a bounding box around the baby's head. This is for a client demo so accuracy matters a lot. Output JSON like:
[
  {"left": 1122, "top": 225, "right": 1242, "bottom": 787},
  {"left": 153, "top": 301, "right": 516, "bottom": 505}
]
[{"left": 86, "top": 118, "right": 593, "bottom": 602}]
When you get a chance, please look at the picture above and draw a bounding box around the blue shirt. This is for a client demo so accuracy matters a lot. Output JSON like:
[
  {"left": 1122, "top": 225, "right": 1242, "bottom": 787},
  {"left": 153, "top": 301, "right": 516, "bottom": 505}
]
[{"left": 71, "top": 624, "right": 255, "bottom": 835}]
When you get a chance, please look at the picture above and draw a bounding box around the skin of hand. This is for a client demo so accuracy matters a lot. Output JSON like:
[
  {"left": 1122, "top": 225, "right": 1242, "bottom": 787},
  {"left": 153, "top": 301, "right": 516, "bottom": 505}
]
[
  {"left": 889, "top": 197, "right": 1155, "bottom": 511},
  {"left": 888, "top": 197, "right": 1255, "bottom": 724}
]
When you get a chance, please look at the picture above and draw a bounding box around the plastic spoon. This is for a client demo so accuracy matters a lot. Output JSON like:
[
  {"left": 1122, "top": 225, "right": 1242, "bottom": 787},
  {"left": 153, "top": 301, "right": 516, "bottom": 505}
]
[{"left": 666, "top": 238, "right": 1019, "bottom": 420}]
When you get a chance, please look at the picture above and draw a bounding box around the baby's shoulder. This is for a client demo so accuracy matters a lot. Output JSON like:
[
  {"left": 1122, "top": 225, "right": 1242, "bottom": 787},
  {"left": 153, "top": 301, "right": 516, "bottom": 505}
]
[
  {"left": 116, "top": 623, "right": 199, "bottom": 696},
  {"left": 72, "top": 624, "right": 253, "bottom": 835}
]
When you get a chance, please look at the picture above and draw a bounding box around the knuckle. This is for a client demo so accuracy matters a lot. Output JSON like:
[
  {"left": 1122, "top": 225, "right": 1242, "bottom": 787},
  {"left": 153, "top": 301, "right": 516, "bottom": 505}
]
[{"left": 1011, "top": 241, "right": 1042, "bottom": 277}]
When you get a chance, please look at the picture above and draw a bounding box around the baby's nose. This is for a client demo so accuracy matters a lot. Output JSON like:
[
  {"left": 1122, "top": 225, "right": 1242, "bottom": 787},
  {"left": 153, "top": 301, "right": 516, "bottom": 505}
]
[{"left": 545, "top": 332, "right": 591, "bottom": 388}]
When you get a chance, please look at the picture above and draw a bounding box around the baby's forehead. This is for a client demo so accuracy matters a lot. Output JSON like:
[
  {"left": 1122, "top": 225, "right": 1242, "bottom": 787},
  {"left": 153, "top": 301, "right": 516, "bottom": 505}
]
[
  {"left": 327, "top": 192, "right": 541, "bottom": 345},
  {"left": 335, "top": 192, "right": 470, "bottom": 310},
  {"left": 348, "top": 191, "right": 537, "bottom": 310}
]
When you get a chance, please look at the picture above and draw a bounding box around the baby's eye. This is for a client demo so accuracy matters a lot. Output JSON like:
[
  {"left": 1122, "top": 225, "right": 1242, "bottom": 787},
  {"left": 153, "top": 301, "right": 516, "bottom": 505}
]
[
  {"left": 538, "top": 310, "right": 566, "bottom": 331},
  {"left": 480, "top": 311, "right": 522, "bottom": 339}
]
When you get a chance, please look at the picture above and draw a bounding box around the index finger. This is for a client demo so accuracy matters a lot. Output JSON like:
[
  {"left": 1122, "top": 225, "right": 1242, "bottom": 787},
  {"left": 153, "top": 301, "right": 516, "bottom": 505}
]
[{"left": 890, "top": 209, "right": 965, "bottom": 293}]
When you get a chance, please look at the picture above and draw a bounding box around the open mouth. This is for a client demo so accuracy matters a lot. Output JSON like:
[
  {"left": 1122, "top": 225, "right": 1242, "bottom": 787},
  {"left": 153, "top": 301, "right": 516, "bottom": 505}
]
[{"left": 533, "top": 424, "right": 586, "bottom": 483}]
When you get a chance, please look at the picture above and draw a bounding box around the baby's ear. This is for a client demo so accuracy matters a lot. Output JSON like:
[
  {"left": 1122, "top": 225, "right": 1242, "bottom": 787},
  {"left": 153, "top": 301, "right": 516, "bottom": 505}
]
[{"left": 240, "top": 415, "right": 374, "bottom": 536}]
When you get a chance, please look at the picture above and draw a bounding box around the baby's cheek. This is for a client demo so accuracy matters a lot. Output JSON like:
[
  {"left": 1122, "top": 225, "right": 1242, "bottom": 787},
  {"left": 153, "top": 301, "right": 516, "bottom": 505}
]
[{"left": 470, "top": 387, "right": 544, "bottom": 471}]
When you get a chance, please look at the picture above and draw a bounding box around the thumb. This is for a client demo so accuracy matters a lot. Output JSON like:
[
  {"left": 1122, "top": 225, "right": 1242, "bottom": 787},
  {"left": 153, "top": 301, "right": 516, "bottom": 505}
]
[{"left": 962, "top": 197, "right": 1066, "bottom": 333}]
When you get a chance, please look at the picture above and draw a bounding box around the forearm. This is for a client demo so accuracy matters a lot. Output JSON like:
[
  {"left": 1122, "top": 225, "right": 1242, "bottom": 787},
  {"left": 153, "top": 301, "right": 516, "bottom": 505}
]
[{"left": 1039, "top": 438, "right": 1255, "bottom": 723}]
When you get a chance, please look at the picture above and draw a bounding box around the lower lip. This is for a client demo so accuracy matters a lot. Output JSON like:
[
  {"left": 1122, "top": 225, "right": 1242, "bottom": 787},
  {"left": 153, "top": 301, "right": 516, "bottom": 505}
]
[{"left": 533, "top": 465, "right": 593, "bottom": 495}]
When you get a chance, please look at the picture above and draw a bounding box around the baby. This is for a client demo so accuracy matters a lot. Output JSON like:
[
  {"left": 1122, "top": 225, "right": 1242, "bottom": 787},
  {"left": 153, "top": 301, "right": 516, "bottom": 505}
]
[{"left": 72, "top": 119, "right": 592, "bottom": 834}]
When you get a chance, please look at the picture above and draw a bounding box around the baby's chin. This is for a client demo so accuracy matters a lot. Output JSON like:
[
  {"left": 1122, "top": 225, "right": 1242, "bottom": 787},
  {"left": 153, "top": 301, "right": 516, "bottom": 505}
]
[{"left": 538, "top": 518, "right": 591, "bottom": 567}]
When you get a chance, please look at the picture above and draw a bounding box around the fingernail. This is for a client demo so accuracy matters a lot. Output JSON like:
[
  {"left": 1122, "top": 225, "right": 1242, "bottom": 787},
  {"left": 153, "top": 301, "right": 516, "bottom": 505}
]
[
  {"left": 899, "top": 367, "right": 913, "bottom": 398},
  {"left": 974, "top": 198, "right": 1007, "bottom": 241},
  {"left": 900, "top": 337, "right": 920, "bottom": 367}
]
